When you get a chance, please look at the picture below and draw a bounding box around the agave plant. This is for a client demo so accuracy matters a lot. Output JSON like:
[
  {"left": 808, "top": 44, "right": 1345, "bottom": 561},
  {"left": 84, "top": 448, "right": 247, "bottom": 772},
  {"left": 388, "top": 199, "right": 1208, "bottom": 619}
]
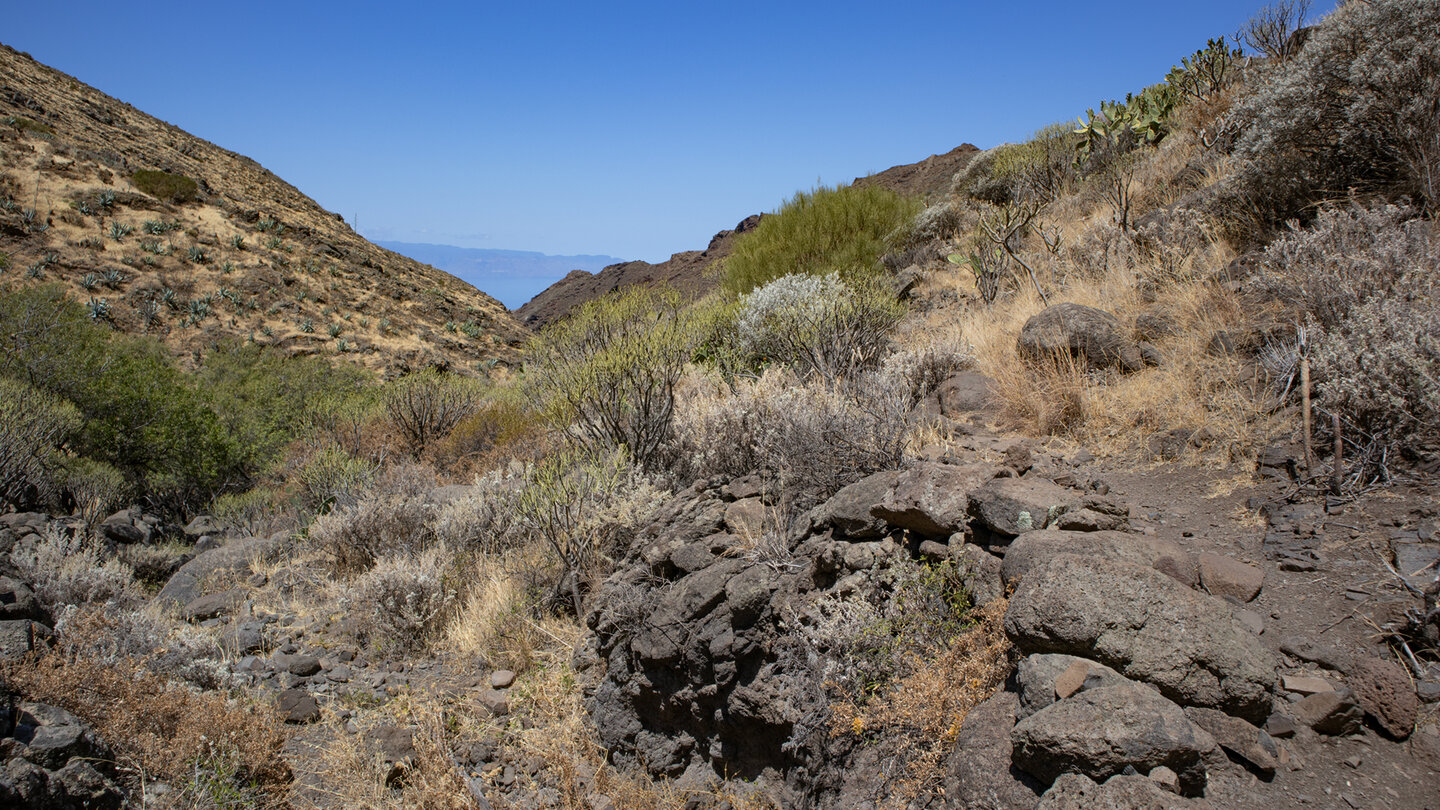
[
  {"left": 327, "top": 322, "right": 343, "bottom": 338},
  {"left": 188, "top": 298, "right": 211, "bottom": 319},
  {"left": 187, "top": 246, "right": 206, "bottom": 263},
  {"left": 80, "top": 273, "right": 100, "bottom": 291},
  {"left": 299, "top": 317, "right": 315, "bottom": 333},
  {"left": 230, "top": 234, "right": 245, "bottom": 249},
  {"left": 103, "top": 268, "right": 126, "bottom": 288},
  {"left": 160, "top": 288, "right": 179, "bottom": 309},
  {"left": 86, "top": 297, "right": 111, "bottom": 320}
]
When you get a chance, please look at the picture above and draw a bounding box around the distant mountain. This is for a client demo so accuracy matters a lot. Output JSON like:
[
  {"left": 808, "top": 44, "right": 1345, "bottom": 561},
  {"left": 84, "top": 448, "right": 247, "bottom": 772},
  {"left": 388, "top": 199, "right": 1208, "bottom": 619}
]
[
  {"left": 513, "top": 215, "right": 762, "bottom": 329},
  {"left": 377, "top": 242, "right": 622, "bottom": 310}
]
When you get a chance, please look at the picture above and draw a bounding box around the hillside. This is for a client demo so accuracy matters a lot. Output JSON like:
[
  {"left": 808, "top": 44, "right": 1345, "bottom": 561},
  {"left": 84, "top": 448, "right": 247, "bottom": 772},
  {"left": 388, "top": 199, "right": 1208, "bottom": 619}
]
[
  {"left": 0, "top": 45, "right": 527, "bottom": 375},
  {"left": 514, "top": 145, "right": 978, "bottom": 328},
  {"left": 852, "top": 142, "right": 980, "bottom": 199},
  {"left": 513, "top": 214, "right": 761, "bottom": 328}
]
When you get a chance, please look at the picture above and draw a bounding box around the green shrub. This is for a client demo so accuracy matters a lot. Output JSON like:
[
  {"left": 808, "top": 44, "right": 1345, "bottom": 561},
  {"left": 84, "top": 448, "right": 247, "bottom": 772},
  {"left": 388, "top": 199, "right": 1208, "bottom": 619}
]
[
  {"left": 525, "top": 285, "right": 701, "bottom": 468},
  {"left": 294, "top": 445, "right": 378, "bottom": 513},
  {"left": 1227, "top": 0, "right": 1440, "bottom": 229},
  {"left": 0, "top": 285, "right": 241, "bottom": 513},
  {"left": 721, "top": 184, "right": 922, "bottom": 294},
  {"left": 0, "top": 377, "right": 81, "bottom": 510},
  {"left": 63, "top": 457, "right": 127, "bottom": 526},
  {"left": 954, "top": 124, "right": 1078, "bottom": 205},
  {"left": 381, "top": 369, "right": 486, "bottom": 456},
  {"left": 196, "top": 341, "right": 369, "bottom": 473},
  {"left": 131, "top": 169, "right": 198, "bottom": 203}
]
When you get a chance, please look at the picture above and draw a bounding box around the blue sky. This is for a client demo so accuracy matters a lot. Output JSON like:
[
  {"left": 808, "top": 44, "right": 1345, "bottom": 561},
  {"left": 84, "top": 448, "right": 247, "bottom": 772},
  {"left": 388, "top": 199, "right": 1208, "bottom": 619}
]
[{"left": 5, "top": 1, "right": 1332, "bottom": 263}]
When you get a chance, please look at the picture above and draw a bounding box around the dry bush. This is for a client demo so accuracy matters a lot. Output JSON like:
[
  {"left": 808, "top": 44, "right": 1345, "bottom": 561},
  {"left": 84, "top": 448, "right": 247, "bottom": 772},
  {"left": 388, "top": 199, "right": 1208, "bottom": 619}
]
[
  {"left": 827, "top": 598, "right": 1012, "bottom": 807},
  {"left": 10, "top": 524, "right": 139, "bottom": 614},
  {"left": 2, "top": 653, "right": 289, "bottom": 808},
  {"left": 1311, "top": 270, "right": 1440, "bottom": 456},
  {"left": 308, "top": 491, "right": 438, "bottom": 577},
  {"left": 1228, "top": 0, "right": 1440, "bottom": 228},
  {"left": 1255, "top": 203, "right": 1436, "bottom": 328},
  {"left": 445, "top": 562, "right": 555, "bottom": 672},
  {"left": 382, "top": 369, "right": 486, "bottom": 457},
  {"left": 346, "top": 546, "right": 460, "bottom": 653},
  {"left": 50, "top": 606, "right": 233, "bottom": 690},
  {"left": 669, "top": 368, "right": 911, "bottom": 511},
  {"left": 292, "top": 442, "right": 380, "bottom": 513},
  {"left": 731, "top": 272, "right": 905, "bottom": 385},
  {"left": 1240, "top": 0, "right": 1312, "bottom": 62},
  {"left": 427, "top": 397, "right": 547, "bottom": 479}
]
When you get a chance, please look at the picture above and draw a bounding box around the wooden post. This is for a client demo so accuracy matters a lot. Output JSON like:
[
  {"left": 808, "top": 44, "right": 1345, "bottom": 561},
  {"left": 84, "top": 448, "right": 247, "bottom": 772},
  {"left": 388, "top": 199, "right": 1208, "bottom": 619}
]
[
  {"left": 1301, "top": 354, "right": 1313, "bottom": 475},
  {"left": 1331, "top": 413, "right": 1343, "bottom": 495}
]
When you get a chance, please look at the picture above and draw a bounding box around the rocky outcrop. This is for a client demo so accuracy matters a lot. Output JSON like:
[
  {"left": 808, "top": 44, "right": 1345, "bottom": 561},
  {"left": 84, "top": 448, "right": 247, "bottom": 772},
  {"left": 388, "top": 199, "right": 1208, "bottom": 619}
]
[
  {"left": 1011, "top": 683, "right": 1219, "bottom": 796},
  {"left": 1004, "top": 556, "right": 1278, "bottom": 721}
]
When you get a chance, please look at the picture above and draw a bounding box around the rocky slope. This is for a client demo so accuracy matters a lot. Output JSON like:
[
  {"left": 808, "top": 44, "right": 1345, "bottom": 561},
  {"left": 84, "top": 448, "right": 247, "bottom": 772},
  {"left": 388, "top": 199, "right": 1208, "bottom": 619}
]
[
  {"left": 513, "top": 214, "right": 761, "bottom": 329},
  {"left": 0, "top": 45, "right": 527, "bottom": 374}
]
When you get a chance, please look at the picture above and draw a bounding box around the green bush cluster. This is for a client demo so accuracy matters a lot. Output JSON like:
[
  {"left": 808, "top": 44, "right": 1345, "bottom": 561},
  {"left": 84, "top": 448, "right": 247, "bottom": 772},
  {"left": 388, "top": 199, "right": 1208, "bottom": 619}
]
[
  {"left": 721, "top": 184, "right": 921, "bottom": 294},
  {"left": 0, "top": 285, "right": 367, "bottom": 515},
  {"left": 131, "top": 169, "right": 198, "bottom": 203},
  {"left": 524, "top": 284, "right": 702, "bottom": 468}
]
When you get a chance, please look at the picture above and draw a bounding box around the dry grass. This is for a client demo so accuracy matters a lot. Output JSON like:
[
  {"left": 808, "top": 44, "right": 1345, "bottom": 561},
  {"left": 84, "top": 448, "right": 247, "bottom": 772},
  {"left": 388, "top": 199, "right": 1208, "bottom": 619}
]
[
  {"left": 827, "top": 597, "right": 1012, "bottom": 807},
  {"left": 2, "top": 652, "right": 290, "bottom": 807},
  {"left": 444, "top": 552, "right": 570, "bottom": 673}
]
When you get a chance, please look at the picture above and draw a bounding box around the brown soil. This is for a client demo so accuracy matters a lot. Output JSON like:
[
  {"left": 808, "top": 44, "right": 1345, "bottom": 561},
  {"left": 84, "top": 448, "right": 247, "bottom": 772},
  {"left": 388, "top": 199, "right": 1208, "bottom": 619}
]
[{"left": 0, "top": 45, "right": 527, "bottom": 375}]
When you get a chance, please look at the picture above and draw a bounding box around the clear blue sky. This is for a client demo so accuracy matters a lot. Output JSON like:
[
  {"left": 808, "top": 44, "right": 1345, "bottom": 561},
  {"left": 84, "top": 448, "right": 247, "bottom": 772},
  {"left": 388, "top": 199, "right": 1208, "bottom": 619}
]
[{"left": 5, "top": 1, "right": 1331, "bottom": 263}]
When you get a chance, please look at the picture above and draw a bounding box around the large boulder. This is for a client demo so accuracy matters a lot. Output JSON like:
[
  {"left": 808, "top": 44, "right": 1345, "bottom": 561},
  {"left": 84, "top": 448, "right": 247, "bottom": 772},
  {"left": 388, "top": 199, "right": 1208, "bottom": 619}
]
[
  {"left": 12, "top": 702, "right": 113, "bottom": 771},
  {"left": 0, "top": 619, "right": 54, "bottom": 662},
  {"left": 0, "top": 576, "right": 47, "bottom": 623},
  {"left": 155, "top": 534, "right": 283, "bottom": 608},
  {"left": 944, "top": 690, "right": 1042, "bottom": 809},
  {"left": 968, "top": 477, "right": 1079, "bottom": 538},
  {"left": 1017, "top": 302, "right": 1143, "bottom": 373},
  {"left": 1012, "top": 683, "right": 1218, "bottom": 796},
  {"left": 1036, "top": 773, "right": 1203, "bottom": 809},
  {"left": 936, "top": 371, "right": 995, "bottom": 415},
  {"left": 809, "top": 471, "right": 900, "bottom": 540},
  {"left": 1001, "top": 530, "right": 1196, "bottom": 589},
  {"left": 871, "top": 462, "right": 999, "bottom": 537},
  {"left": 1004, "top": 556, "right": 1277, "bottom": 721}
]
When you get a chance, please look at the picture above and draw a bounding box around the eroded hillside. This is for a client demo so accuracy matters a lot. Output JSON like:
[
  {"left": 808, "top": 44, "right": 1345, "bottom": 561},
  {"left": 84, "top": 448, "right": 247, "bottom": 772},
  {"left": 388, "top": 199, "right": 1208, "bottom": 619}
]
[{"left": 0, "top": 45, "right": 526, "bottom": 375}]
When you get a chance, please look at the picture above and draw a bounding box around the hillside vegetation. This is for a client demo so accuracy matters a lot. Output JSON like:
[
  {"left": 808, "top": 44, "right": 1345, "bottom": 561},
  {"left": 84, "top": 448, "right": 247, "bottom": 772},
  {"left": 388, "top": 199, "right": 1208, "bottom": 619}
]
[
  {"left": 1, "top": 2, "right": 1438, "bottom": 809},
  {"left": 0, "top": 45, "right": 526, "bottom": 376}
]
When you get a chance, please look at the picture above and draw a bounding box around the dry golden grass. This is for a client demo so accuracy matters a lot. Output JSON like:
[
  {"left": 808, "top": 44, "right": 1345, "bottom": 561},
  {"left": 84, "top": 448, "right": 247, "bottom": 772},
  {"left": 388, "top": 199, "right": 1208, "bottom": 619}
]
[
  {"left": 828, "top": 597, "right": 1012, "bottom": 808},
  {"left": 444, "top": 553, "right": 570, "bottom": 673},
  {"left": 2, "top": 652, "right": 290, "bottom": 807},
  {"left": 290, "top": 700, "right": 478, "bottom": 810}
]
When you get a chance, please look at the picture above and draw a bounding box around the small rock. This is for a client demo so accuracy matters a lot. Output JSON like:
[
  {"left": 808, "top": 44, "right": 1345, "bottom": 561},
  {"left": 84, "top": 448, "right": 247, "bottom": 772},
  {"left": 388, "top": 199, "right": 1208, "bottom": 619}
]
[
  {"left": 1348, "top": 657, "right": 1419, "bottom": 740},
  {"left": 1197, "top": 553, "right": 1264, "bottom": 603},
  {"left": 1281, "top": 675, "right": 1335, "bottom": 696},
  {"left": 1291, "top": 689, "right": 1364, "bottom": 736},
  {"left": 478, "top": 689, "right": 510, "bottom": 717},
  {"left": 491, "top": 670, "right": 516, "bottom": 689},
  {"left": 276, "top": 689, "right": 320, "bottom": 724},
  {"left": 1265, "top": 713, "right": 1297, "bottom": 738}
]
